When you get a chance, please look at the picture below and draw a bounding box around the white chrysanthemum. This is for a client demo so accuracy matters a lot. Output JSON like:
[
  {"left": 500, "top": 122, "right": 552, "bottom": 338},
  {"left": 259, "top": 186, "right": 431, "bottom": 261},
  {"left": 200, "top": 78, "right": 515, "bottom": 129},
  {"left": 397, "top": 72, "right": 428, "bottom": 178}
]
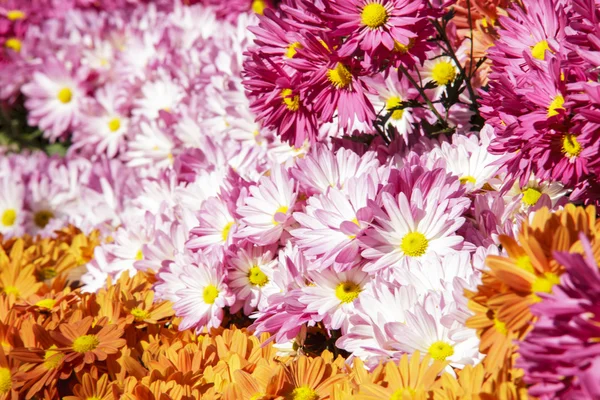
[
  {"left": 133, "top": 76, "right": 185, "bottom": 119},
  {"left": 298, "top": 267, "right": 370, "bottom": 331},
  {"left": 421, "top": 54, "right": 460, "bottom": 99},
  {"left": 125, "top": 121, "right": 175, "bottom": 171},
  {"left": 0, "top": 176, "right": 25, "bottom": 237}
]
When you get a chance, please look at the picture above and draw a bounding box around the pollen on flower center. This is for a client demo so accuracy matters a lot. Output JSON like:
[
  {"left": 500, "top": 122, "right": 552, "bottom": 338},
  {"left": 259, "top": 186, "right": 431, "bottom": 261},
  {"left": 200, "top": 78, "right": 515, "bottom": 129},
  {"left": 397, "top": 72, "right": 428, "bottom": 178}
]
[
  {"left": 72, "top": 334, "right": 99, "bottom": 353},
  {"left": 131, "top": 307, "right": 150, "bottom": 321},
  {"left": 286, "top": 41, "right": 303, "bottom": 58},
  {"left": 562, "top": 134, "right": 582, "bottom": 158},
  {"left": 428, "top": 341, "right": 454, "bottom": 361},
  {"left": 531, "top": 40, "right": 550, "bottom": 60},
  {"left": 547, "top": 94, "right": 564, "bottom": 117},
  {"left": 291, "top": 385, "right": 319, "bottom": 400},
  {"left": 57, "top": 87, "right": 73, "bottom": 104},
  {"left": 35, "top": 298, "right": 56, "bottom": 309},
  {"left": 394, "top": 38, "right": 415, "bottom": 54},
  {"left": 108, "top": 118, "right": 121, "bottom": 132},
  {"left": 248, "top": 266, "right": 269, "bottom": 286},
  {"left": 221, "top": 221, "right": 233, "bottom": 242},
  {"left": 203, "top": 284, "right": 219, "bottom": 304},
  {"left": 335, "top": 281, "right": 361, "bottom": 303},
  {"left": 493, "top": 317, "right": 507, "bottom": 335},
  {"left": 0, "top": 367, "right": 11, "bottom": 394},
  {"left": 431, "top": 62, "right": 456, "bottom": 86},
  {"left": 3, "top": 286, "right": 19, "bottom": 296},
  {"left": 361, "top": 3, "right": 388, "bottom": 29},
  {"left": 390, "top": 388, "right": 417, "bottom": 400},
  {"left": 515, "top": 255, "right": 535, "bottom": 274},
  {"left": 43, "top": 346, "right": 64, "bottom": 370},
  {"left": 135, "top": 249, "right": 143, "bottom": 261},
  {"left": 281, "top": 88, "right": 300, "bottom": 112},
  {"left": 386, "top": 96, "right": 404, "bottom": 120},
  {"left": 531, "top": 272, "right": 560, "bottom": 296},
  {"left": 7, "top": 10, "right": 26, "bottom": 20},
  {"left": 400, "top": 231, "right": 429, "bottom": 257},
  {"left": 34, "top": 210, "right": 54, "bottom": 228},
  {"left": 252, "top": 0, "right": 266, "bottom": 14},
  {"left": 459, "top": 175, "right": 476, "bottom": 184},
  {"left": 1, "top": 209, "right": 16, "bottom": 226},
  {"left": 4, "top": 38, "right": 21, "bottom": 52},
  {"left": 522, "top": 187, "right": 542, "bottom": 206},
  {"left": 327, "top": 63, "right": 352, "bottom": 89}
]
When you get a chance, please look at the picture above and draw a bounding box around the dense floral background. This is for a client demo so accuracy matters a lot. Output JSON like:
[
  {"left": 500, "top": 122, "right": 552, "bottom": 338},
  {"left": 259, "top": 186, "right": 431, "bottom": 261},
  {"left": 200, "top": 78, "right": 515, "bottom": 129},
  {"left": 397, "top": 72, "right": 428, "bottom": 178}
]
[{"left": 0, "top": 0, "right": 599, "bottom": 398}]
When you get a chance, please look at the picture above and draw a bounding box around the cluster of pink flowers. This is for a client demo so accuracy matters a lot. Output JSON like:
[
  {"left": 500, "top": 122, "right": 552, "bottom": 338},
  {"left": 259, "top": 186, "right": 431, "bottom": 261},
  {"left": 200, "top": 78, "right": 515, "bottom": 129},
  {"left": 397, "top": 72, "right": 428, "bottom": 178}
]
[
  {"left": 1, "top": 0, "right": 599, "bottom": 392},
  {"left": 481, "top": 0, "right": 600, "bottom": 206}
]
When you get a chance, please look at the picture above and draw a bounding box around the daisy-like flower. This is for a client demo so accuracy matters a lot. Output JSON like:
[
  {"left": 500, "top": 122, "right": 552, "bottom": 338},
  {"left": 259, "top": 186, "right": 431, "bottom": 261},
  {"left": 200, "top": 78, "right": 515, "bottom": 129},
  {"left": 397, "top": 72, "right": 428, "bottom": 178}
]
[
  {"left": 124, "top": 121, "right": 176, "bottom": 171},
  {"left": 21, "top": 60, "right": 87, "bottom": 141},
  {"left": 237, "top": 165, "right": 296, "bottom": 245},
  {"left": 187, "top": 196, "right": 237, "bottom": 258},
  {"left": 299, "top": 266, "right": 370, "bottom": 331},
  {"left": 362, "top": 190, "right": 466, "bottom": 273},
  {"left": 51, "top": 316, "right": 126, "bottom": 373},
  {"left": 387, "top": 294, "right": 481, "bottom": 371},
  {"left": 292, "top": 178, "right": 375, "bottom": 270},
  {"left": 283, "top": 355, "right": 346, "bottom": 400},
  {"left": 328, "top": 0, "right": 428, "bottom": 58},
  {"left": 503, "top": 174, "right": 567, "bottom": 211},
  {"left": 63, "top": 374, "right": 115, "bottom": 400},
  {"left": 0, "top": 175, "right": 25, "bottom": 237},
  {"left": 364, "top": 72, "right": 416, "bottom": 144},
  {"left": 421, "top": 54, "right": 460, "bottom": 99},
  {"left": 171, "top": 252, "right": 235, "bottom": 332},
  {"left": 226, "top": 243, "right": 279, "bottom": 315}
]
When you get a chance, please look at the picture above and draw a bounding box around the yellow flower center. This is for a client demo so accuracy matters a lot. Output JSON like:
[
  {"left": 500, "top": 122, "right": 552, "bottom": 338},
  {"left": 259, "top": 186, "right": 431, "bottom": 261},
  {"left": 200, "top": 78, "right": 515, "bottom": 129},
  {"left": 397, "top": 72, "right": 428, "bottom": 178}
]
[
  {"left": 221, "top": 221, "right": 233, "bottom": 243},
  {"left": 531, "top": 272, "right": 560, "bottom": 297},
  {"left": 72, "top": 334, "right": 99, "bottom": 353},
  {"left": 250, "top": 394, "right": 266, "bottom": 400},
  {"left": 386, "top": 96, "right": 404, "bottom": 120},
  {"left": 521, "top": 187, "right": 542, "bottom": 206},
  {"left": 108, "top": 118, "right": 121, "bottom": 132},
  {"left": 43, "top": 346, "right": 64, "bottom": 370},
  {"left": 286, "top": 42, "right": 303, "bottom": 58},
  {"left": 459, "top": 176, "right": 476, "bottom": 185},
  {"left": 273, "top": 205, "right": 289, "bottom": 225},
  {"left": 390, "top": 388, "right": 417, "bottom": 400},
  {"left": 252, "top": 0, "right": 266, "bottom": 14},
  {"left": 335, "top": 281, "right": 361, "bottom": 303},
  {"left": 400, "top": 232, "right": 429, "bottom": 257},
  {"left": 562, "top": 134, "right": 582, "bottom": 158},
  {"left": 428, "top": 341, "right": 454, "bottom": 361},
  {"left": 248, "top": 266, "right": 269, "bottom": 287},
  {"left": 493, "top": 317, "right": 507, "bottom": 335},
  {"left": 431, "top": 61, "right": 456, "bottom": 86},
  {"left": 327, "top": 63, "right": 352, "bottom": 89},
  {"left": 291, "top": 386, "right": 319, "bottom": 400},
  {"left": 515, "top": 255, "right": 535, "bottom": 274},
  {"left": 282, "top": 88, "right": 300, "bottom": 112},
  {"left": 3, "top": 286, "right": 19, "bottom": 296},
  {"left": 131, "top": 307, "right": 150, "bottom": 321},
  {"left": 7, "top": 10, "right": 26, "bottom": 20},
  {"left": 531, "top": 40, "right": 550, "bottom": 61},
  {"left": 0, "top": 367, "right": 11, "bottom": 394},
  {"left": 361, "top": 3, "right": 388, "bottom": 29},
  {"left": 57, "top": 88, "right": 73, "bottom": 104},
  {"left": 1, "top": 209, "right": 16, "bottom": 226},
  {"left": 4, "top": 38, "right": 21, "bottom": 52},
  {"left": 34, "top": 210, "right": 54, "bottom": 228},
  {"left": 135, "top": 249, "right": 143, "bottom": 261},
  {"left": 36, "top": 299, "right": 56, "bottom": 309},
  {"left": 203, "top": 285, "right": 219, "bottom": 304},
  {"left": 394, "top": 39, "right": 414, "bottom": 54},
  {"left": 547, "top": 94, "right": 564, "bottom": 117}
]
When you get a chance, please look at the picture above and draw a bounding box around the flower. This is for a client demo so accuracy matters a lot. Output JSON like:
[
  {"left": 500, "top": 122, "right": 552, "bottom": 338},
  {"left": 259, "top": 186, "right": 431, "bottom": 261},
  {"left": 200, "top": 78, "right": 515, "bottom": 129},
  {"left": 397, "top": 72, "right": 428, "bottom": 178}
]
[{"left": 0, "top": 176, "right": 24, "bottom": 237}]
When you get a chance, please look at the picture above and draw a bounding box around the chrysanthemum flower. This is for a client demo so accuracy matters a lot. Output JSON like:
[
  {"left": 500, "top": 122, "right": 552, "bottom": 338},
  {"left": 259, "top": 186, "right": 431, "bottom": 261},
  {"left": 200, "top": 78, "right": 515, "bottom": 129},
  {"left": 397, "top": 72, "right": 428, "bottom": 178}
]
[
  {"left": 62, "top": 373, "right": 115, "bottom": 400},
  {"left": 361, "top": 190, "right": 466, "bottom": 272},
  {"left": 0, "top": 176, "right": 25, "bottom": 237},
  {"left": 421, "top": 54, "right": 460, "bottom": 99},
  {"left": 328, "top": 0, "right": 428, "bottom": 59},
  {"left": 51, "top": 316, "right": 126, "bottom": 372},
  {"left": 283, "top": 355, "right": 346, "bottom": 400},
  {"left": 169, "top": 252, "right": 235, "bottom": 332},
  {"left": 237, "top": 165, "right": 297, "bottom": 245},
  {"left": 226, "top": 243, "right": 279, "bottom": 315},
  {"left": 21, "top": 60, "right": 87, "bottom": 141},
  {"left": 187, "top": 196, "right": 237, "bottom": 257},
  {"left": 299, "top": 267, "right": 369, "bottom": 331}
]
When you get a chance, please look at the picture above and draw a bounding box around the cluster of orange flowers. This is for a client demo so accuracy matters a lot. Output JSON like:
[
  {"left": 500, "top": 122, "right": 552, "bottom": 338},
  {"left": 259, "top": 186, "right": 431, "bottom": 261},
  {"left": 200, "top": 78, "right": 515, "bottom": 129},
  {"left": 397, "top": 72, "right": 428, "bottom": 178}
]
[
  {"left": 0, "top": 225, "right": 531, "bottom": 399},
  {"left": 466, "top": 204, "right": 600, "bottom": 385}
]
